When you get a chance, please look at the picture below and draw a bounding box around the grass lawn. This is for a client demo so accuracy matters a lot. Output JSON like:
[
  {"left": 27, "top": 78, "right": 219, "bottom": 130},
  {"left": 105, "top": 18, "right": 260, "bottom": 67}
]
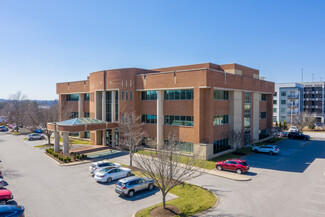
[
  {"left": 137, "top": 137, "right": 285, "bottom": 170},
  {"left": 58, "top": 137, "right": 92, "bottom": 145},
  {"left": 135, "top": 183, "right": 216, "bottom": 217}
]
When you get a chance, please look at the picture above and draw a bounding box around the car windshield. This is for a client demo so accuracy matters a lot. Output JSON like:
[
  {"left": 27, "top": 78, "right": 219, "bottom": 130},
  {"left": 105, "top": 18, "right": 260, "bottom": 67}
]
[
  {"left": 117, "top": 182, "right": 125, "bottom": 187},
  {"left": 239, "top": 161, "right": 248, "bottom": 166}
]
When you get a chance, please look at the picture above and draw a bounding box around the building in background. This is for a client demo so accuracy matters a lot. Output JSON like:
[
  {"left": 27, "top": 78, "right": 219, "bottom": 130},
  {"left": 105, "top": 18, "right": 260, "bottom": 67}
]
[
  {"left": 273, "top": 82, "right": 325, "bottom": 124},
  {"left": 56, "top": 63, "right": 274, "bottom": 160}
]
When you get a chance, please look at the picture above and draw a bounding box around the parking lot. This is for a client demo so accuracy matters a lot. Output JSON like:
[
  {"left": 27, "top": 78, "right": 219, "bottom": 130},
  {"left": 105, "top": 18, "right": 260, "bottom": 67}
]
[{"left": 0, "top": 132, "right": 175, "bottom": 217}]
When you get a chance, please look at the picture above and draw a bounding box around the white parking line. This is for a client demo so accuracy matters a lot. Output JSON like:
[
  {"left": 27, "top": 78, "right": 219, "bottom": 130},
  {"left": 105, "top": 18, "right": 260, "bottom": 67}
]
[{"left": 300, "top": 208, "right": 325, "bottom": 215}]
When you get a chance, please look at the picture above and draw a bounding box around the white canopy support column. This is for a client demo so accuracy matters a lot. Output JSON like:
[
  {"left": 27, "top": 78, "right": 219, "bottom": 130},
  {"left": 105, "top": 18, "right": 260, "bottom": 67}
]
[
  {"left": 157, "top": 90, "right": 164, "bottom": 150},
  {"left": 54, "top": 131, "right": 60, "bottom": 153},
  {"left": 63, "top": 132, "right": 69, "bottom": 155}
]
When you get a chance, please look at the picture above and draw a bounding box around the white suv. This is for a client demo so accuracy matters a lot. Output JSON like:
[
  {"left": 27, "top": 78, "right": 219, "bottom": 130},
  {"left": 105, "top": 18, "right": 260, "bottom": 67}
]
[
  {"left": 28, "top": 133, "right": 44, "bottom": 141},
  {"left": 252, "top": 145, "right": 280, "bottom": 155},
  {"left": 289, "top": 126, "right": 299, "bottom": 132},
  {"left": 89, "top": 161, "right": 121, "bottom": 175}
]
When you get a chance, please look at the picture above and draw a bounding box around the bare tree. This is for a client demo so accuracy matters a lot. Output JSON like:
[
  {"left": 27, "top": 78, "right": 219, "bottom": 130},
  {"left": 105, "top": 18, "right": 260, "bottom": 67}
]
[
  {"left": 134, "top": 132, "right": 203, "bottom": 209},
  {"left": 28, "top": 102, "right": 72, "bottom": 145},
  {"left": 292, "top": 111, "right": 316, "bottom": 132},
  {"left": 229, "top": 129, "right": 243, "bottom": 152},
  {"left": 6, "top": 91, "right": 29, "bottom": 131},
  {"left": 119, "top": 112, "right": 146, "bottom": 166}
]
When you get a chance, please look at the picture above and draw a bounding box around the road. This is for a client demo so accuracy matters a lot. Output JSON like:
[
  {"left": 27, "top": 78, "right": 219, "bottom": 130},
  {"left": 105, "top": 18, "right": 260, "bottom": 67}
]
[
  {"left": 1, "top": 132, "right": 325, "bottom": 217},
  {"left": 0, "top": 132, "right": 174, "bottom": 217}
]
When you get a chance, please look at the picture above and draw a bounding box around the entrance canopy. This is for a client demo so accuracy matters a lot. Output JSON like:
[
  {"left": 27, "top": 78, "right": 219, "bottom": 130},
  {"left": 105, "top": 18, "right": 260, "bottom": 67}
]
[{"left": 47, "top": 118, "right": 118, "bottom": 132}]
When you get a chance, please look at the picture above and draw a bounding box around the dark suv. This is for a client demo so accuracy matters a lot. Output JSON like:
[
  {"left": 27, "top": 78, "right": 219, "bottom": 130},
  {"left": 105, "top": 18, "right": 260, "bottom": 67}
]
[{"left": 288, "top": 132, "right": 310, "bottom": 140}]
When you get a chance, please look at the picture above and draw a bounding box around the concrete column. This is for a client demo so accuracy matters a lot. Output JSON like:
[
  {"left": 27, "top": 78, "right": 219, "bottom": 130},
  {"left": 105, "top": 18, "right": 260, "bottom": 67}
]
[
  {"left": 78, "top": 94, "right": 85, "bottom": 138},
  {"left": 54, "top": 131, "right": 60, "bottom": 153},
  {"left": 157, "top": 90, "right": 164, "bottom": 150},
  {"left": 102, "top": 91, "right": 106, "bottom": 121},
  {"left": 102, "top": 130, "right": 107, "bottom": 146},
  {"left": 229, "top": 91, "right": 243, "bottom": 147},
  {"left": 252, "top": 93, "right": 260, "bottom": 143},
  {"left": 95, "top": 91, "right": 102, "bottom": 120},
  {"left": 111, "top": 91, "right": 116, "bottom": 122},
  {"left": 63, "top": 132, "right": 69, "bottom": 155},
  {"left": 112, "top": 128, "right": 116, "bottom": 147}
]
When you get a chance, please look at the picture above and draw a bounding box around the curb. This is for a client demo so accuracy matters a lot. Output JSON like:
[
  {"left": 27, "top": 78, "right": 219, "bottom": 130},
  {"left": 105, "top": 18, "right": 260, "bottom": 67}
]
[
  {"left": 43, "top": 153, "right": 91, "bottom": 166},
  {"left": 195, "top": 190, "right": 219, "bottom": 217},
  {"left": 202, "top": 169, "right": 252, "bottom": 181}
]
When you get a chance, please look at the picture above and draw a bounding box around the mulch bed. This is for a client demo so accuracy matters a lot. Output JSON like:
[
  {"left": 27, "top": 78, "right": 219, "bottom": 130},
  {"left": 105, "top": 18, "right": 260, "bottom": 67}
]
[{"left": 150, "top": 205, "right": 180, "bottom": 217}]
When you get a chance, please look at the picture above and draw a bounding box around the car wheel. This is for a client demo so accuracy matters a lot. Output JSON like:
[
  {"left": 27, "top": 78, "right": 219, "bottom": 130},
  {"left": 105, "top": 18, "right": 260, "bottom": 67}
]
[
  {"left": 30, "top": 138, "right": 33, "bottom": 141},
  {"left": 0, "top": 200, "right": 6, "bottom": 205},
  {"left": 128, "top": 190, "right": 135, "bottom": 198},
  {"left": 236, "top": 169, "right": 242, "bottom": 174},
  {"left": 106, "top": 177, "right": 112, "bottom": 183},
  {"left": 126, "top": 172, "right": 131, "bottom": 177},
  {"left": 269, "top": 151, "right": 273, "bottom": 155},
  {"left": 148, "top": 184, "right": 154, "bottom": 191},
  {"left": 217, "top": 165, "right": 222, "bottom": 171},
  {"left": 41, "top": 136, "right": 44, "bottom": 140},
  {"left": 254, "top": 149, "right": 258, "bottom": 153}
]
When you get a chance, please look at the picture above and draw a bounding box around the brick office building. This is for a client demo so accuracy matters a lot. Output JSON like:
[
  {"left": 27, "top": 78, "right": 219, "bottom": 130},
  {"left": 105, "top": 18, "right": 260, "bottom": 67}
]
[{"left": 56, "top": 63, "right": 274, "bottom": 160}]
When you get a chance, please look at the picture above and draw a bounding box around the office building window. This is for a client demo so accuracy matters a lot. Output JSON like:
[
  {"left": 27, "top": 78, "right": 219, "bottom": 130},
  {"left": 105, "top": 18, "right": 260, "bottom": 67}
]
[
  {"left": 84, "top": 112, "right": 90, "bottom": 118},
  {"left": 281, "top": 100, "right": 286, "bottom": 105},
  {"left": 121, "top": 92, "right": 124, "bottom": 100},
  {"left": 273, "top": 116, "right": 277, "bottom": 122},
  {"left": 164, "top": 89, "right": 193, "bottom": 100},
  {"left": 130, "top": 91, "right": 132, "bottom": 101},
  {"left": 281, "top": 108, "right": 286, "bottom": 113},
  {"left": 260, "top": 94, "right": 267, "bottom": 101},
  {"left": 141, "top": 91, "right": 157, "bottom": 100},
  {"left": 84, "top": 93, "right": 90, "bottom": 101},
  {"left": 115, "top": 91, "right": 119, "bottom": 121},
  {"left": 213, "top": 115, "right": 229, "bottom": 126},
  {"left": 125, "top": 91, "right": 128, "bottom": 100},
  {"left": 65, "top": 94, "right": 79, "bottom": 101},
  {"left": 141, "top": 114, "right": 157, "bottom": 124},
  {"left": 273, "top": 100, "right": 277, "bottom": 105},
  {"left": 213, "top": 90, "right": 229, "bottom": 100},
  {"left": 260, "top": 112, "right": 267, "bottom": 119},
  {"left": 70, "top": 112, "right": 78, "bottom": 118},
  {"left": 273, "top": 92, "right": 277, "bottom": 97},
  {"left": 106, "top": 92, "right": 112, "bottom": 122},
  {"left": 244, "top": 92, "right": 251, "bottom": 132},
  {"left": 281, "top": 92, "right": 286, "bottom": 96},
  {"left": 164, "top": 140, "right": 194, "bottom": 153},
  {"left": 273, "top": 108, "right": 277, "bottom": 113},
  {"left": 213, "top": 139, "right": 230, "bottom": 154},
  {"left": 164, "top": 115, "right": 194, "bottom": 126}
]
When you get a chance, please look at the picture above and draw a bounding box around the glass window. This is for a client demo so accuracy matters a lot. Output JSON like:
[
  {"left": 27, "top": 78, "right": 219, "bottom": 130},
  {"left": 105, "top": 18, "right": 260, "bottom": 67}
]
[
  {"left": 164, "top": 115, "right": 193, "bottom": 126},
  {"left": 65, "top": 94, "right": 79, "bottom": 101},
  {"left": 141, "top": 91, "right": 157, "bottom": 100},
  {"left": 273, "top": 100, "right": 277, "bottom": 105},
  {"left": 281, "top": 92, "right": 286, "bottom": 96},
  {"left": 164, "top": 89, "right": 193, "bottom": 100},
  {"left": 273, "top": 108, "right": 277, "bottom": 113},
  {"left": 260, "top": 112, "right": 267, "bottom": 119},
  {"left": 273, "top": 92, "right": 277, "bottom": 96},
  {"left": 214, "top": 90, "right": 229, "bottom": 100},
  {"left": 213, "top": 115, "right": 229, "bottom": 126},
  {"left": 125, "top": 91, "right": 128, "bottom": 100},
  {"left": 213, "top": 138, "right": 230, "bottom": 154},
  {"left": 260, "top": 94, "right": 267, "bottom": 101},
  {"left": 281, "top": 100, "right": 286, "bottom": 105},
  {"left": 141, "top": 114, "right": 157, "bottom": 124},
  {"left": 130, "top": 91, "right": 132, "bottom": 101},
  {"left": 84, "top": 112, "right": 90, "bottom": 118},
  {"left": 84, "top": 93, "right": 90, "bottom": 101},
  {"left": 121, "top": 92, "right": 124, "bottom": 100}
]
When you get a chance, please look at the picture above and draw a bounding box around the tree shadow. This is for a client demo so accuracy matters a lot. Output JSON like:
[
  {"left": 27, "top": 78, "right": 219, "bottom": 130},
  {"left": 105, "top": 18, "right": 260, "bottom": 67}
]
[{"left": 120, "top": 187, "right": 160, "bottom": 201}]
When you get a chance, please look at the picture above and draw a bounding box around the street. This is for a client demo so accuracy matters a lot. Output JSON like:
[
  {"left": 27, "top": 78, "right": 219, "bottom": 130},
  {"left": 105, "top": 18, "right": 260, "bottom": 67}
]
[
  {"left": 0, "top": 132, "right": 174, "bottom": 217},
  {"left": 0, "top": 132, "right": 325, "bottom": 217}
]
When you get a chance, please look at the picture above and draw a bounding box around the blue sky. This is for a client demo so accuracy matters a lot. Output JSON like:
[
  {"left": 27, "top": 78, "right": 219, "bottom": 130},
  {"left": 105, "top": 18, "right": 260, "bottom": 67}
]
[{"left": 0, "top": 0, "right": 324, "bottom": 100}]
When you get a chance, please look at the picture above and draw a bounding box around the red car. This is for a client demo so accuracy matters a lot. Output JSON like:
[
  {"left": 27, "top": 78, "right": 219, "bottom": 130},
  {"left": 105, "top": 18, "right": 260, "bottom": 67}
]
[
  {"left": 216, "top": 159, "right": 249, "bottom": 174},
  {"left": 0, "top": 189, "right": 13, "bottom": 205}
]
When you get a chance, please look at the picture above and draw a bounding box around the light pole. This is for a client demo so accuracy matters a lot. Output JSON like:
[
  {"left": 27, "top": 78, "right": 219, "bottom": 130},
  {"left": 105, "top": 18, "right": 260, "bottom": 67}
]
[{"left": 290, "top": 100, "right": 293, "bottom": 126}]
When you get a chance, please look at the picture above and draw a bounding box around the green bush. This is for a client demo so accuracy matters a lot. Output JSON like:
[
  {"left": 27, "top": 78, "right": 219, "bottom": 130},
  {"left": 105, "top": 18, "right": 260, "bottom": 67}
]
[{"left": 53, "top": 153, "right": 58, "bottom": 158}]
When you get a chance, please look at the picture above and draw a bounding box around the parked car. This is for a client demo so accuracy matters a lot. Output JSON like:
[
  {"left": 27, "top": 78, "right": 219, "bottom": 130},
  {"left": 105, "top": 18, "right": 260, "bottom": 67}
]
[
  {"left": 0, "top": 205, "right": 25, "bottom": 217},
  {"left": 115, "top": 176, "right": 155, "bottom": 198},
  {"left": 0, "top": 126, "right": 8, "bottom": 132},
  {"left": 0, "top": 178, "right": 4, "bottom": 188},
  {"left": 28, "top": 133, "right": 44, "bottom": 141},
  {"left": 89, "top": 161, "right": 121, "bottom": 175},
  {"left": 315, "top": 123, "right": 323, "bottom": 130},
  {"left": 34, "top": 128, "right": 43, "bottom": 133},
  {"left": 0, "top": 189, "right": 13, "bottom": 205},
  {"left": 0, "top": 170, "right": 3, "bottom": 178},
  {"left": 288, "top": 126, "right": 299, "bottom": 132},
  {"left": 281, "top": 131, "right": 288, "bottom": 137},
  {"left": 252, "top": 145, "right": 280, "bottom": 155},
  {"left": 288, "top": 132, "right": 310, "bottom": 140},
  {"left": 216, "top": 159, "right": 249, "bottom": 174},
  {"left": 94, "top": 167, "right": 132, "bottom": 183}
]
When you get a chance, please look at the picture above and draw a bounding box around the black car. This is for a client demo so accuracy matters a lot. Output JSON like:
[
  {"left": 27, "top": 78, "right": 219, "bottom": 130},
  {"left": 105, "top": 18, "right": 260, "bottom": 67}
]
[
  {"left": 0, "top": 205, "right": 25, "bottom": 217},
  {"left": 288, "top": 132, "right": 310, "bottom": 140}
]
